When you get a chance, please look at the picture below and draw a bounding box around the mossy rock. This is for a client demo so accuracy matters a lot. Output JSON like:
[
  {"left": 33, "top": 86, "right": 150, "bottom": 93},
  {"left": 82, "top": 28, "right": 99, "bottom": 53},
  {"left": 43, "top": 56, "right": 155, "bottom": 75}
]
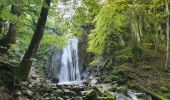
[
  {"left": 86, "top": 90, "right": 97, "bottom": 100},
  {"left": 37, "top": 84, "right": 52, "bottom": 93},
  {"left": 53, "top": 89, "right": 64, "bottom": 97},
  {"left": 93, "top": 86, "right": 103, "bottom": 96},
  {"left": 160, "top": 86, "right": 169, "bottom": 93},
  {"left": 49, "top": 96, "right": 56, "bottom": 100},
  {"left": 103, "top": 91, "right": 116, "bottom": 100},
  {"left": 116, "top": 86, "right": 128, "bottom": 95},
  {"left": 112, "top": 69, "right": 125, "bottom": 76},
  {"left": 111, "top": 75, "right": 127, "bottom": 84},
  {"left": 97, "top": 97, "right": 116, "bottom": 100},
  {"left": 64, "top": 90, "right": 77, "bottom": 96},
  {"left": 71, "top": 96, "right": 83, "bottom": 100},
  {"left": 103, "top": 77, "right": 112, "bottom": 83}
]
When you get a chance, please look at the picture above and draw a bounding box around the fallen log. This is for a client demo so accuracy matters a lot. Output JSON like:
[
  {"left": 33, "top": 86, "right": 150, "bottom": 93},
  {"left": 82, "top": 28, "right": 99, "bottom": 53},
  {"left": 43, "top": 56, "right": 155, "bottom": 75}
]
[{"left": 128, "top": 82, "right": 168, "bottom": 100}]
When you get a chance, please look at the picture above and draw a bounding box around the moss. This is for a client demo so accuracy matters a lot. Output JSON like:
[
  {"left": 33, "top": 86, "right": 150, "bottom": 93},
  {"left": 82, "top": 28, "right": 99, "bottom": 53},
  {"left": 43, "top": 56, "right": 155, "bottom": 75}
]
[
  {"left": 112, "top": 68, "right": 124, "bottom": 76},
  {"left": 160, "top": 86, "right": 168, "bottom": 93},
  {"left": 93, "top": 86, "right": 103, "bottom": 96},
  {"left": 111, "top": 75, "right": 127, "bottom": 84},
  {"left": 97, "top": 97, "right": 116, "bottom": 100},
  {"left": 103, "top": 77, "right": 112, "bottom": 83},
  {"left": 86, "top": 90, "right": 97, "bottom": 100},
  {"left": 72, "top": 96, "right": 83, "bottom": 100},
  {"left": 103, "top": 91, "right": 116, "bottom": 100},
  {"left": 64, "top": 90, "right": 77, "bottom": 96},
  {"left": 116, "top": 86, "right": 128, "bottom": 95},
  {"left": 37, "top": 84, "right": 52, "bottom": 93},
  {"left": 53, "top": 90, "right": 64, "bottom": 97},
  {"left": 49, "top": 96, "right": 56, "bottom": 100}
]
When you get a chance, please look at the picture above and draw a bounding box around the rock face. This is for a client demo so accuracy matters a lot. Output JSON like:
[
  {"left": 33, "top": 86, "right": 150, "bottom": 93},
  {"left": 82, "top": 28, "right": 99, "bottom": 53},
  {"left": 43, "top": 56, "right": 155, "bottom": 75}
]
[{"left": 47, "top": 46, "right": 62, "bottom": 82}]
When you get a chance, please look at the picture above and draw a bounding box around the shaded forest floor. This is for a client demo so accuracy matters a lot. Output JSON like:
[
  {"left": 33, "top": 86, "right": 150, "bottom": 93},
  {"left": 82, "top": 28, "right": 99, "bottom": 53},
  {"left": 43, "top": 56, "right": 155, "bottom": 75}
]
[{"left": 123, "top": 57, "right": 170, "bottom": 98}]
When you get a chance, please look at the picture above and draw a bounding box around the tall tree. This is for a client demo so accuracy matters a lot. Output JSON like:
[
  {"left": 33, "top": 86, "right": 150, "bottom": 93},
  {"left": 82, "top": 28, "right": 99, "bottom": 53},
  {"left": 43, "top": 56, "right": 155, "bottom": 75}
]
[
  {"left": 16, "top": 0, "right": 51, "bottom": 81},
  {"left": 165, "top": 0, "right": 169, "bottom": 69},
  {"left": 0, "top": 4, "right": 20, "bottom": 53}
]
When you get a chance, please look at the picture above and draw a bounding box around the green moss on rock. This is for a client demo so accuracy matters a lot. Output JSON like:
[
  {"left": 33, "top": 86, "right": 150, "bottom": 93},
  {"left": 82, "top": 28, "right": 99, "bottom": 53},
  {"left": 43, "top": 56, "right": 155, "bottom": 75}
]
[
  {"left": 86, "top": 90, "right": 97, "bottom": 100},
  {"left": 160, "top": 86, "right": 169, "bottom": 93},
  {"left": 116, "top": 86, "right": 128, "bottom": 95}
]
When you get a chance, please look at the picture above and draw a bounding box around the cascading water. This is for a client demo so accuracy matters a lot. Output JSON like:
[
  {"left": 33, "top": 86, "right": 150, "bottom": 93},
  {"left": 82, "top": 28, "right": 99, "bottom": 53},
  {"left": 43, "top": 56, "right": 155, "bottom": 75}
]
[{"left": 58, "top": 37, "right": 81, "bottom": 83}]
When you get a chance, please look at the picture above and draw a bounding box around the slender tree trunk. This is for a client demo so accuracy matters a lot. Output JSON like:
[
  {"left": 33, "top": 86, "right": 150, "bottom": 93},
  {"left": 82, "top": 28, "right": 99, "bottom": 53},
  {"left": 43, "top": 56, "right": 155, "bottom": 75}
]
[
  {"left": 165, "top": 0, "right": 169, "bottom": 69},
  {"left": 0, "top": 4, "right": 20, "bottom": 53},
  {"left": 0, "top": 5, "right": 4, "bottom": 34},
  {"left": 16, "top": 0, "right": 51, "bottom": 81}
]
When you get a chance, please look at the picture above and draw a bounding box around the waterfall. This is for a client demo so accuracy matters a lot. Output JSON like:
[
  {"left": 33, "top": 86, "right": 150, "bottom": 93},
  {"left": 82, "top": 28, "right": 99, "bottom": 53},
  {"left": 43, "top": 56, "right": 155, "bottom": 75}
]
[{"left": 58, "top": 37, "right": 81, "bottom": 83}]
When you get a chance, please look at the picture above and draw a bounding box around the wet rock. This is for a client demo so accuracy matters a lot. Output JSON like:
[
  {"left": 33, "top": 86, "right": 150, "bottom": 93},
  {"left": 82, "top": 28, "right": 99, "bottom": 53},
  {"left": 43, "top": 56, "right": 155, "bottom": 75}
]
[
  {"left": 64, "top": 89, "right": 77, "bottom": 96},
  {"left": 21, "top": 81, "right": 29, "bottom": 86},
  {"left": 72, "top": 86, "right": 85, "bottom": 94},
  {"left": 51, "top": 77, "right": 59, "bottom": 83},
  {"left": 89, "top": 77, "right": 98, "bottom": 86},
  {"left": 23, "top": 89, "right": 34, "bottom": 97}
]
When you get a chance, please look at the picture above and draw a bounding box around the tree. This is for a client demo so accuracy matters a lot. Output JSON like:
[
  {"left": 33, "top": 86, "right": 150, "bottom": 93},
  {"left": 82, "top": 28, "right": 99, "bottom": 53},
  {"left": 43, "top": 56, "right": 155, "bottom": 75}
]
[
  {"left": 165, "top": 0, "right": 169, "bottom": 69},
  {"left": 16, "top": 0, "right": 51, "bottom": 81},
  {"left": 0, "top": 4, "right": 21, "bottom": 53}
]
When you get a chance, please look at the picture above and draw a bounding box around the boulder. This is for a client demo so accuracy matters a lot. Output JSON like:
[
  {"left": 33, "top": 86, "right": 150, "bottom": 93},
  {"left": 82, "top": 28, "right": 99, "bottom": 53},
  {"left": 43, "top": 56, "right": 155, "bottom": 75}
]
[
  {"left": 86, "top": 90, "right": 98, "bottom": 100},
  {"left": 23, "top": 89, "right": 34, "bottom": 97}
]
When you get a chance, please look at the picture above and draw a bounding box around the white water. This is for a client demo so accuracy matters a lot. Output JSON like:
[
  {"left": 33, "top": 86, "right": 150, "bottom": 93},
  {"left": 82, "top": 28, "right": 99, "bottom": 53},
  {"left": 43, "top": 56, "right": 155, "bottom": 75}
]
[{"left": 58, "top": 37, "right": 81, "bottom": 83}]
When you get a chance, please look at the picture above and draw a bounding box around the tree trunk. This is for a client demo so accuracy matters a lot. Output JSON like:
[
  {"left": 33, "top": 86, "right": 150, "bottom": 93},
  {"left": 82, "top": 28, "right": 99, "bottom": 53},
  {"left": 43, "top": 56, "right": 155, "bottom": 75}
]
[
  {"left": 16, "top": 0, "right": 51, "bottom": 81},
  {"left": 165, "top": 0, "right": 169, "bottom": 69},
  {"left": 0, "top": 4, "right": 20, "bottom": 54}
]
